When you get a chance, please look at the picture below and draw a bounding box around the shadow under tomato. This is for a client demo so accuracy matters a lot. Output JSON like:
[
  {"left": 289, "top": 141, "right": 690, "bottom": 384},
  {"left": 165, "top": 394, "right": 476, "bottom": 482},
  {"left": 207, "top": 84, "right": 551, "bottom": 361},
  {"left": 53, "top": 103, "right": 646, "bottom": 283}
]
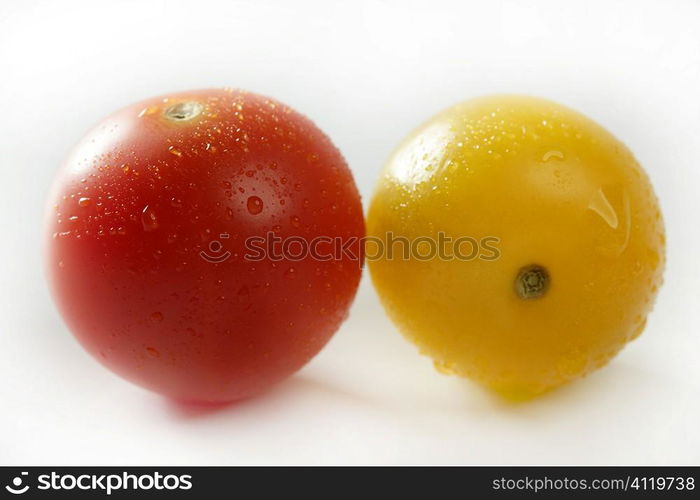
[
  {"left": 161, "top": 376, "right": 312, "bottom": 420},
  {"left": 162, "top": 374, "right": 372, "bottom": 421},
  {"left": 166, "top": 399, "right": 242, "bottom": 419}
]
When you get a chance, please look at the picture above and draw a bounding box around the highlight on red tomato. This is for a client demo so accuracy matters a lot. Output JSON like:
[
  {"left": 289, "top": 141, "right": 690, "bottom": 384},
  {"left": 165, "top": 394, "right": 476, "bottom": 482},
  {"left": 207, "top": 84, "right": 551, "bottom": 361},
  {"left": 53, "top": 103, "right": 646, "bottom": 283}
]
[{"left": 45, "top": 89, "right": 364, "bottom": 403}]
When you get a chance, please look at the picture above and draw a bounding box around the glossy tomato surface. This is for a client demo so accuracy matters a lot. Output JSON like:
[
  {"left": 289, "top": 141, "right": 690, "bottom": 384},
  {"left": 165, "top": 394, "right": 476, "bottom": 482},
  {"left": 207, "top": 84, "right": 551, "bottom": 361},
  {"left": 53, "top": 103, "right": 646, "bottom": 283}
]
[
  {"left": 45, "top": 89, "right": 364, "bottom": 402},
  {"left": 368, "top": 95, "right": 665, "bottom": 399}
]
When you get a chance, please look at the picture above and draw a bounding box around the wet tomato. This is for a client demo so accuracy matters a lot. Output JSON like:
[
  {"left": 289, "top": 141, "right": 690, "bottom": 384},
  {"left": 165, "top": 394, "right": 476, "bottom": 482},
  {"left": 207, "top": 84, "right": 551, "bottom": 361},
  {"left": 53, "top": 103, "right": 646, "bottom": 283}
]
[
  {"left": 367, "top": 95, "right": 665, "bottom": 399},
  {"left": 45, "top": 89, "right": 364, "bottom": 402}
]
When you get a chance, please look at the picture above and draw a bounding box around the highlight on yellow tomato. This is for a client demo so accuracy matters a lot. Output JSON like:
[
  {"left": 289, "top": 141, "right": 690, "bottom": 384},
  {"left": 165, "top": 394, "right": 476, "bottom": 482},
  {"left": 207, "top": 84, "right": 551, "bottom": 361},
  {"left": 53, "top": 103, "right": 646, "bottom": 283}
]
[{"left": 367, "top": 95, "right": 665, "bottom": 399}]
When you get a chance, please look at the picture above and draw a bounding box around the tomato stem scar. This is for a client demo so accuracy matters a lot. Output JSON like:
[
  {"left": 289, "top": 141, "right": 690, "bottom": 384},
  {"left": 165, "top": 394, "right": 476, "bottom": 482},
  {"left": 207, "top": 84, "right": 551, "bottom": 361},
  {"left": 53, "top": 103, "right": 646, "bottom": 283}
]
[
  {"left": 515, "top": 264, "right": 549, "bottom": 299},
  {"left": 163, "top": 101, "right": 203, "bottom": 122}
]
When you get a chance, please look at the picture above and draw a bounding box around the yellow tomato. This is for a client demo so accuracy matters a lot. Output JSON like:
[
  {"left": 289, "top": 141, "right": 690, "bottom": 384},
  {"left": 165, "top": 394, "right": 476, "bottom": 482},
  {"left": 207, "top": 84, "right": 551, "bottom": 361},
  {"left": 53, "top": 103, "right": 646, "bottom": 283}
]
[{"left": 367, "top": 95, "right": 665, "bottom": 399}]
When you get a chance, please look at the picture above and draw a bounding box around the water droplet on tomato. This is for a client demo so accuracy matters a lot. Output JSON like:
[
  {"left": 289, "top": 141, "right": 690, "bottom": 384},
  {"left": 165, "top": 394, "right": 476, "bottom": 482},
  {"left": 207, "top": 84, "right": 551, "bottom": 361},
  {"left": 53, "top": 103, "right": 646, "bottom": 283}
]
[
  {"left": 542, "top": 150, "right": 564, "bottom": 162},
  {"left": 138, "top": 105, "right": 158, "bottom": 117},
  {"left": 588, "top": 187, "right": 619, "bottom": 229},
  {"left": 588, "top": 186, "right": 631, "bottom": 256},
  {"left": 247, "top": 196, "right": 263, "bottom": 215},
  {"left": 78, "top": 197, "right": 91, "bottom": 207},
  {"left": 434, "top": 360, "right": 457, "bottom": 375},
  {"left": 141, "top": 205, "right": 159, "bottom": 232}
]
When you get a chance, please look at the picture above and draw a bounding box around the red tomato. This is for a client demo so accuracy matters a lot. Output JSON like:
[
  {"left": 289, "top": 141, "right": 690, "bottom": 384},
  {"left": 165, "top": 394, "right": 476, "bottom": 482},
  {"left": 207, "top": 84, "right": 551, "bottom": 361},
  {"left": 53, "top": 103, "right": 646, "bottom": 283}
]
[{"left": 45, "top": 89, "right": 364, "bottom": 402}]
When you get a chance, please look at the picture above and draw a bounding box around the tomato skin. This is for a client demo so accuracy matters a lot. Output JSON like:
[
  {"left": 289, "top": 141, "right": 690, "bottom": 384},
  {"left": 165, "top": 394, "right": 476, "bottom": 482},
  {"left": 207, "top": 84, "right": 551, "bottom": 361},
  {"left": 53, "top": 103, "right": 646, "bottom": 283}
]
[
  {"left": 367, "top": 96, "right": 665, "bottom": 399},
  {"left": 45, "top": 89, "right": 364, "bottom": 402}
]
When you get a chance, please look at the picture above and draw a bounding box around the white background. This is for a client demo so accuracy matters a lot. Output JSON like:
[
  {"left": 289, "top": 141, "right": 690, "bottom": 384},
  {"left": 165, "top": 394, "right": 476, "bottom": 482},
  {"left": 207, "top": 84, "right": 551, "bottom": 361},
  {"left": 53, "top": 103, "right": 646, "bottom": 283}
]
[{"left": 1, "top": 0, "right": 699, "bottom": 465}]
